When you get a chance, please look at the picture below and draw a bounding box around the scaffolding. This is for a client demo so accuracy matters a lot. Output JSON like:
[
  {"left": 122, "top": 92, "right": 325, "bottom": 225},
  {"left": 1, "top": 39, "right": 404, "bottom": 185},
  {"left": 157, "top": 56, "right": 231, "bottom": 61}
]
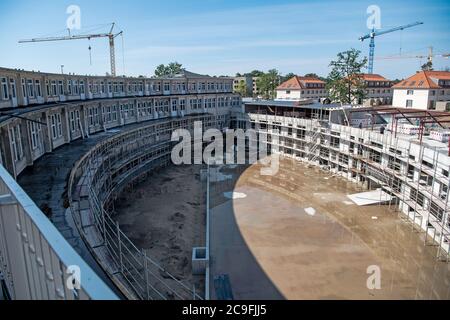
[{"left": 244, "top": 112, "right": 450, "bottom": 261}]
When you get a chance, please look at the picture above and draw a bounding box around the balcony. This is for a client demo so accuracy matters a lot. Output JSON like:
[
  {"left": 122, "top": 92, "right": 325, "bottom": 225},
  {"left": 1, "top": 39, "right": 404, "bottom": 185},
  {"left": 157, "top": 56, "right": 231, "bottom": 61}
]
[{"left": 0, "top": 164, "right": 117, "bottom": 300}]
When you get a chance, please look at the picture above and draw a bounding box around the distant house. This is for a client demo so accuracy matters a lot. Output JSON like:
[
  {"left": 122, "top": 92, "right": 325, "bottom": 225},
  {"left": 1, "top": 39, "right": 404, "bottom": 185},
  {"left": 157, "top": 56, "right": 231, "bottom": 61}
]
[
  {"left": 392, "top": 71, "right": 450, "bottom": 111},
  {"left": 276, "top": 76, "right": 327, "bottom": 102},
  {"left": 233, "top": 76, "right": 260, "bottom": 97},
  {"left": 358, "top": 73, "right": 394, "bottom": 106}
]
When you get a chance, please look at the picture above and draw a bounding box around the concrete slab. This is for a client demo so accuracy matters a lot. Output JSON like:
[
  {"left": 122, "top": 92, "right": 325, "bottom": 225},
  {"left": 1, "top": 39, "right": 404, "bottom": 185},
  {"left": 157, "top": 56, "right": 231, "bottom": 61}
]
[
  {"left": 208, "top": 159, "right": 450, "bottom": 299},
  {"left": 347, "top": 189, "right": 392, "bottom": 206}
]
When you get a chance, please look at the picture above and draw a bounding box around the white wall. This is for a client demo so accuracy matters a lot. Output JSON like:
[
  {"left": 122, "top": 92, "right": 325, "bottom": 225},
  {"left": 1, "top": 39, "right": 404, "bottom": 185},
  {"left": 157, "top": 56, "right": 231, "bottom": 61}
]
[
  {"left": 393, "top": 89, "right": 430, "bottom": 110},
  {"left": 276, "top": 89, "right": 327, "bottom": 101}
]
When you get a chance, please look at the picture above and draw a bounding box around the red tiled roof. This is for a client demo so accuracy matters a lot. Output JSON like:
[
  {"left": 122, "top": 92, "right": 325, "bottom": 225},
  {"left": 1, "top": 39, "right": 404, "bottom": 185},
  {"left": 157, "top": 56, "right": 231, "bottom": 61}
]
[
  {"left": 276, "top": 76, "right": 325, "bottom": 90},
  {"left": 359, "top": 73, "right": 389, "bottom": 81},
  {"left": 392, "top": 71, "right": 450, "bottom": 89}
]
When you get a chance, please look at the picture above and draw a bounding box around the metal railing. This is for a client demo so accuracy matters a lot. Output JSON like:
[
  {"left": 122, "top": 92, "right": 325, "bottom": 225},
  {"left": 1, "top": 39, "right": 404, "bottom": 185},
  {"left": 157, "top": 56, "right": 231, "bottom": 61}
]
[
  {"left": 68, "top": 117, "right": 215, "bottom": 300},
  {"left": 0, "top": 164, "right": 117, "bottom": 300}
]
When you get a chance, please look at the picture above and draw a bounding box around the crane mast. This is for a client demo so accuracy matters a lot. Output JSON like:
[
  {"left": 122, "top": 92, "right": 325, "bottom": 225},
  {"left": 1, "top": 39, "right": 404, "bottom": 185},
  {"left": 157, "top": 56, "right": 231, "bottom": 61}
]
[
  {"left": 359, "top": 21, "right": 423, "bottom": 74},
  {"left": 19, "top": 23, "right": 123, "bottom": 76}
]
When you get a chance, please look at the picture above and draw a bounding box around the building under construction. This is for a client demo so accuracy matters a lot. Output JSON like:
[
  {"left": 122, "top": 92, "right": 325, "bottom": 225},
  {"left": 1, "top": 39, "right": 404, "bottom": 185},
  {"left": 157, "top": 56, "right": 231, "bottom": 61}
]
[{"left": 0, "top": 67, "right": 449, "bottom": 300}]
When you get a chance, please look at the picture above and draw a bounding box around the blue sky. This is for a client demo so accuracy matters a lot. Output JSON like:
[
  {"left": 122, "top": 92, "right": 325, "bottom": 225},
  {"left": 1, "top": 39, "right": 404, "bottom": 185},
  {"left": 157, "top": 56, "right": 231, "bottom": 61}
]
[{"left": 0, "top": 0, "right": 449, "bottom": 79}]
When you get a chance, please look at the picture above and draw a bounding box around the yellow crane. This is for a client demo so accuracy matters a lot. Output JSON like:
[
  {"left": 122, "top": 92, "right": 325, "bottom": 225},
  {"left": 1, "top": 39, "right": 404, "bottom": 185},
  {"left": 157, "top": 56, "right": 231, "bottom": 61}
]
[{"left": 376, "top": 46, "right": 450, "bottom": 64}]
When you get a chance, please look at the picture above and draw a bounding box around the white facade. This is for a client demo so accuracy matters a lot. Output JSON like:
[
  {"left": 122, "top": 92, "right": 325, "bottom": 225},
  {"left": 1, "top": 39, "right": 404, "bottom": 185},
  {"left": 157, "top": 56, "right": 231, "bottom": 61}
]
[
  {"left": 393, "top": 88, "right": 450, "bottom": 110},
  {"left": 393, "top": 89, "right": 430, "bottom": 110}
]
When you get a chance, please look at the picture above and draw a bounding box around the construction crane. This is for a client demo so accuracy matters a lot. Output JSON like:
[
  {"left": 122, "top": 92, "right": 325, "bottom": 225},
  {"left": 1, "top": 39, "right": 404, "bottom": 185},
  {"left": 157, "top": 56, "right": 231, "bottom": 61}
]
[
  {"left": 359, "top": 21, "right": 423, "bottom": 74},
  {"left": 19, "top": 23, "right": 123, "bottom": 76},
  {"left": 376, "top": 46, "right": 450, "bottom": 63}
]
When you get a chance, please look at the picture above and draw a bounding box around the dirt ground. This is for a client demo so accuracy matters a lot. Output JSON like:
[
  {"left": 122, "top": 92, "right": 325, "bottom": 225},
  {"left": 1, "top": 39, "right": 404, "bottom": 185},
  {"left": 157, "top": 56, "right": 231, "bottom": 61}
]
[
  {"left": 113, "top": 165, "right": 206, "bottom": 296},
  {"left": 209, "top": 158, "right": 450, "bottom": 300}
]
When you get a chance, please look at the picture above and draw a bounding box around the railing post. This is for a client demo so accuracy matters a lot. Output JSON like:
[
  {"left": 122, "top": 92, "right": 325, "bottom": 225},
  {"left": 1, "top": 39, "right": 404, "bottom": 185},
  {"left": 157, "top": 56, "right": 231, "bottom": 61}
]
[
  {"left": 102, "top": 209, "right": 106, "bottom": 246},
  {"left": 117, "top": 221, "right": 123, "bottom": 273},
  {"left": 142, "top": 249, "right": 150, "bottom": 300}
]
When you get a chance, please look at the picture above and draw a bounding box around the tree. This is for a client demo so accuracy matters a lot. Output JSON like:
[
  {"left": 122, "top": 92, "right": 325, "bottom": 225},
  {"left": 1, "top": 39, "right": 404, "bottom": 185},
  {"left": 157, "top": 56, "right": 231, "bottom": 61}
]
[
  {"left": 235, "top": 80, "right": 250, "bottom": 97},
  {"left": 256, "top": 69, "right": 281, "bottom": 99},
  {"left": 327, "top": 48, "right": 368, "bottom": 105},
  {"left": 421, "top": 61, "right": 433, "bottom": 71},
  {"left": 154, "top": 62, "right": 184, "bottom": 77},
  {"left": 304, "top": 73, "right": 319, "bottom": 78},
  {"left": 281, "top": 72, "right": 296, "bottom": 83},
  {"left": 246, "top": 70, "right": 265, "bottom": 77}
]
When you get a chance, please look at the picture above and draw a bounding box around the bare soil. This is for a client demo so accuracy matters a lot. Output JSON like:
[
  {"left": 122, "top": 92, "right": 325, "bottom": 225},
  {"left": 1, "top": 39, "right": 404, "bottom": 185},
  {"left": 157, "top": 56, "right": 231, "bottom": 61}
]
[{"left": 113, "top": 165, "right": 205, "bottom": 295}]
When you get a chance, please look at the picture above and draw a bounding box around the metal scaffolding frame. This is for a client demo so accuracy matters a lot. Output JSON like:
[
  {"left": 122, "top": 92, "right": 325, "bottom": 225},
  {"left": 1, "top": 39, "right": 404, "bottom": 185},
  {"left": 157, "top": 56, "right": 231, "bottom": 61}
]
[{"left": 241, "top": 113, "right": 450, "bottom": 261}]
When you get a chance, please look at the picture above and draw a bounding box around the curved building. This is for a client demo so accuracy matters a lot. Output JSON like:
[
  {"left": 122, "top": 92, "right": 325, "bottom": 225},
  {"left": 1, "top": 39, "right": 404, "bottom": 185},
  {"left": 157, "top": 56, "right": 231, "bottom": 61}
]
[{"left": 0, "top": 67, "right": 448, "bottom": 300}]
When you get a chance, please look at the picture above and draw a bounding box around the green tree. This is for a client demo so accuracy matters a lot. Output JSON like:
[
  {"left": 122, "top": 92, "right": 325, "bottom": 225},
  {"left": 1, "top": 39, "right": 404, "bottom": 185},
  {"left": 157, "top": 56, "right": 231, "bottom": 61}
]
[
  {"left": 246, "top": 70, "right": 265, "bottom": 77},
  {"left": 304, "top": 73, "right": 319, "bottom": 78},
  {"left": 235, "top": 80, "right": 250, "bottom": 97},
  {"left": 421, "top": 61, "right": 433, "bottom": 71},
  {"left": 154, "top": 62, "right": 184, "bottom": 77},
  {"left": 257, "top": 69, "right": 281, "bottom": 99},
  {"left": 327, "top": 48, "right": 367, "bottom": 104},
  {"left": 281, "top": 72, "right": 296, "bottom": 83}
]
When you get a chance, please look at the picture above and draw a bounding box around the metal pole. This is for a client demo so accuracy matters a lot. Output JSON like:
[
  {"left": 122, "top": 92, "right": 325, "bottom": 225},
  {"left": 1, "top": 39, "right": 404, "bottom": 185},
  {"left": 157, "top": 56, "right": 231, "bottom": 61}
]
[
  {"left": 117, "top": 221, "right": 123, "bottom": 273},
  {"left": 142, "top": 249, "right": 150, "bottom": 300}
]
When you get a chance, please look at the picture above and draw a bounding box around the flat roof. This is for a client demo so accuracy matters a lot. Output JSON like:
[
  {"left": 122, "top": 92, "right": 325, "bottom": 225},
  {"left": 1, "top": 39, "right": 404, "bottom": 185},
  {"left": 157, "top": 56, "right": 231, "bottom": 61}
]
[{"left": 244, "top": 99, "right": 341, "bottom": 110}]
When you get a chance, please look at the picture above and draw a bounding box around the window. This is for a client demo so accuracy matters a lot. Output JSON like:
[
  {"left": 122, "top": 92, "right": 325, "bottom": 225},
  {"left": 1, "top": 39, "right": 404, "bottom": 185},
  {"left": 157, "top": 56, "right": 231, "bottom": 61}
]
[
  {"left": 70, "top": 111, "right": 76, "bottom": 132},
  {"left": 88, "top": 108, "right": 94, "bottom": 126},
  {"left": 171, "top": 100, "right": 177, "bottom": 112},
  {"left": 1, "top": 77, "right": 8, "bottom": 100},
  {"left": 30, "top": 120, "right": 42, "bottom": 150},
  {"left": 27, "top": 80, "right": 34, "bottom": 97},
  {"left": 45, "top": 80, "right": 50, "bottom": 96},
  {"left": 80, "top": 81, "right": 85, "bottom": 94},
  {"left": 35, "top": 80, "right": 42, "bottom": 97},
  {"left": 106, "top": 106, "right": 112, "bottom": 122},
  {"left": 51, "top": 80, "right": 57, "bottom": 96},
  {"left": 9, "top": 125, "right": 23, "bottom": 161},
  {"left": 429, "top": 100, "right": 436, "bottom": 110},
  {"left": 67, "top": 80, "right": 72, "bottom": 95},
  {"left": 50, "top": 114, "right": 63, "bottom": 139},
  {"left": 21, "top": 79, "right": 27, "bottom": 98},
  {"left": 9, "top": 79, "right": 16, "bottom": 99},
  {"left": 406, "top": 100, "right": 413, "bottom": 108},
  {"left": 58, "top": 81, "right": 64, "bottom": 95},
  {"left": 164, "top": 83, "right": 170, "bottom": 91},
  {"left": 286, "top": 90, "right": 291, "bottom": 94},
  {"left": 180, "top": 99, "right": 186, "bottom": 111},
  {"left": 112, "top": 105, "right": 117, "bottom": 121},
  {"left": 407, "top": 89, "right": 414, "bottom": 95}
]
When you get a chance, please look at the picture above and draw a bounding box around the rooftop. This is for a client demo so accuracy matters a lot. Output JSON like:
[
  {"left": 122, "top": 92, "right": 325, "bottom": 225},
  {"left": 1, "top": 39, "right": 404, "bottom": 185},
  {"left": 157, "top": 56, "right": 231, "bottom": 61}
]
[
  {"left": 393, "top": 70, "right": 450, "bottom": 89},
  {"left": 359, "top": 73, "right": 391, "bottom": 81},
  {"left": 244, "top": 99, "right": 341, "bottom": 110},
  {"left": 276, "top": 76, "right": 325, "bottom": 90}
]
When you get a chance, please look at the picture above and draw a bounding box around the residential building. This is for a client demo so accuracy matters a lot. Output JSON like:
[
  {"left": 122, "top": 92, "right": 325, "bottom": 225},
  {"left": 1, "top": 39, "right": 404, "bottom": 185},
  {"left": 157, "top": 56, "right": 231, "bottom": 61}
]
[
  {"left": 359, "top": 73, "right": 394, "bottom": 106},
  {"left": 276, "top": 76, "right": 327, "bottom": 101},
  {"left": 233, "top": 75, "right": 260, "bottom": 97},
  {"left": 392, "top": 71, "right": 450, "bottom": 111}
]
